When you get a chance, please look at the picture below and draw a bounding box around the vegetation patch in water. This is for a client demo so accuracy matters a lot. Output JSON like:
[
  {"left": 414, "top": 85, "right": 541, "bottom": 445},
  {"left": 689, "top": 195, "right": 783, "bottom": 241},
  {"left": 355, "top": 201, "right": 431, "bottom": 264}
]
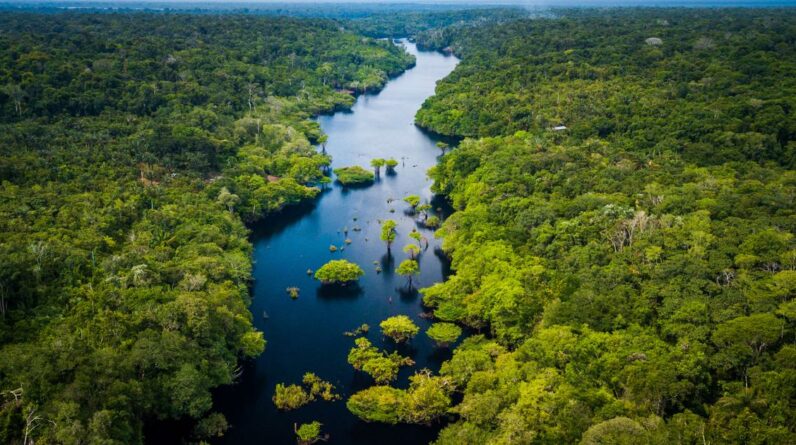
[
  {"left": 273, "top": 373, "right": 340, "bottom": 410},
  {"left": 333, "top": 166, "right": 375, "bottom": 186},
  {"left": 314, "top": 259, "right": 365, "bottom": 284},
  {"left": 347, "top": 337, "right": 415, "bottom": 384}
]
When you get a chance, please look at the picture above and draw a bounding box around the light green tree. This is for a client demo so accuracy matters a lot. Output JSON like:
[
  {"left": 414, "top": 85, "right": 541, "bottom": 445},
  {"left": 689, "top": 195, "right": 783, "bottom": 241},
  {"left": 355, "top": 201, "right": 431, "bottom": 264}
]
[
  {"left": 403, "top": 244, "right": 420, "bottom": 260},
  {"left": 371, "top": 158, "right": 386, "bottom": 176},
  {"left": 403, "top": 195, "right": 421, "bottom": 211},
  {"left": 396, "top": 259, "right": 419, "bottom": 287},
  {"left": 380, "top": 315, "right": 419, "bottom": 343},
  {"left": 314, "top": 260, "right": 364, "bottom": 285},
  {"left": 380, "top": 220, "right": 397, "bottom": 252},
  {"left": 426, "top": 323, "right": 462, "bottom": 348}
]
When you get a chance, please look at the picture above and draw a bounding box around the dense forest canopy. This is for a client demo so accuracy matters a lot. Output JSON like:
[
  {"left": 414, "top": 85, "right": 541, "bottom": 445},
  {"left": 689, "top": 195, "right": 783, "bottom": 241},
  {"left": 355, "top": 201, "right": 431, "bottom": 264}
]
[
  {"left": 1, "top": 4, "right": 795, "bottom": 445},
  {"left": 0, "top": 11, "right": 413, "bottom": 444},
  {"left": 407, "top": 8, "right": 796, "bottom": 444}
]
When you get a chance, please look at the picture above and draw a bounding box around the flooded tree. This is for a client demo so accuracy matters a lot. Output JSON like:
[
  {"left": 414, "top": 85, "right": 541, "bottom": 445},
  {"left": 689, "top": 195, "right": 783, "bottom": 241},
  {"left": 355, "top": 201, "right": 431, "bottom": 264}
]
[
  {"left": 396, "top": 259, "right": 419, "bottom": 287},
  {"left": 347, "top": 337, "right": 414, "bottom": 383},
  {"left": 380, "top": 219, "right": 397, "bottom": 251},
  {"left": 346, "top": 372, "right": 451, "bottom": 425},
  {"left": 274, "top": 373, "right": 340, "bottom": 410},
  {"left": 409, "top": 229, "right": 422, "bottom": 247},
  {"left": 403, "top": 194, "right": 421, "bottom": 212},
  {"left": 294, "top": 421, "right": 328, "bottom": 445},
  {"left": 314, "top": 260, "right": 364, "bottom": 284},
  {"left": 416, "top": 203, "right": 432, "bottom": 221},
  {"left": 380, "top": 315, "right": 419, "bottom": 343},
  {"left": 371, "top": 158, "right": 386, "bottom": 176},
  {"left": 403, "top": 244, "right": 420, "bottom": 260},
  {"left": 425, "top": 215, "right": 441, "bottom": 228}
]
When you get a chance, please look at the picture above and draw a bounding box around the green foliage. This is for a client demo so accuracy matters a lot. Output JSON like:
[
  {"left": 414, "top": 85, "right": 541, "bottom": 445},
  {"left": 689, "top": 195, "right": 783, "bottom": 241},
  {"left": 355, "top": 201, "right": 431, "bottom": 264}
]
[
  {"left": 404, "top": 194, "right": 421, "bottom": 208},
  {"left": 418, "top": 8, "right": 796, "bottom": 445},
  {"left": 396, "top": 259, "right": 420, "bottom": 286},
  {"left": 426, "top": 323, "right": 462, "bottom": 347},
  {"left": 409, "top": 229, "right": 423, "bottom": 245},
  {"left": 333, "top": 166, "right": 376, "bottom": 186},
  {"left": 380, "top": 219, "right": 397, "bottom": 250},
  {"left": 0, "top": 11, "right": 414, "bottom": 444},
  {"left": 295, "top": 421, "right": 323, "bottom": 444},
  {"left": 347, "top": 386, "right": 407, "bottom": 424},
  {"left": 347, "top": 337, "right": 414, "bottom": 384},
  {"left": 416, "top": 9, "right": 796, "bottom": 171},
  {"left": 314, "top": 260, "right": 365, "bottom": 284},
  {"left": 380, "top": 315, "right": 420, "bottom": 343},
  {"left": 302, "top": 373, "right": 341, "bottom": 402},
  {"left": 273, "top": 384, "right": 313, "bottom": 411},
  {"left": 343, "top": 323, "right": 370, "bottom": 337},
  {"left": 194, "top": 413, "right": 229, "bottom": 440},
  {"left": 272, "top": 373, "right": 340, "bottom": 410},
  {"left": 403, "top": 243, "right": 421, "bottom": 259},
  {"left": 346, "top": 371, "right": 452, "bottom": 425},
  {"left": 371, "top": 158, "right": 386, "bottom": 175},
  {"left": 385, "top": 158, "right": 399, "bottom": 170},
  {"left": 347, "top": 6, "right": 528, "bottom": 39}
]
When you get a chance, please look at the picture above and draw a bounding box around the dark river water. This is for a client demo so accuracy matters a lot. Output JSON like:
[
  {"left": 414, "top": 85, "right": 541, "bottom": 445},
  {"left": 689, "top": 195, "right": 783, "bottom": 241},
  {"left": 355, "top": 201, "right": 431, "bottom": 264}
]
[{"left": 214, "top": 41, "right": 459, "bottom": 445}]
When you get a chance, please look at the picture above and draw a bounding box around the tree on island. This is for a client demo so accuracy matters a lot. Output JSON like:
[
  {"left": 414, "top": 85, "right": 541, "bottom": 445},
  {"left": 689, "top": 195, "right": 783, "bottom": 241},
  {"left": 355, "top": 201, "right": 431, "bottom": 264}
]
[
  {"left": 426, "top": 322, "right": 462, "bottom": 348},
  {"left": 396, "top": 259, "right": 419, "bottom": 287},
  {"left": 436, "top": 141, "right": 449, "bottom": 155},
  {"left": 380, "top": 315, "right": 419, "bottom": 343},
  {"left": 371, "top": 158, "right": 386, "bottom": 176},
  {"left": 380, "top": 219, "right": 397, "bottom": 252},
  {"left": 314, "top": 260, "right": 364, "bottom": 285},
  {"left": 385, "top": 158, "right": 398, "bottom": 172}
]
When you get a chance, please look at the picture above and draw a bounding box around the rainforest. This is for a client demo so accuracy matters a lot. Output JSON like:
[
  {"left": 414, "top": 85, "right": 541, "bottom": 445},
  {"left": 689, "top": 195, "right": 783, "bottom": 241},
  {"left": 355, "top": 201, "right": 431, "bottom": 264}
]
[{"left": 0, "top": 2, "right": 794, "bottom": 445}]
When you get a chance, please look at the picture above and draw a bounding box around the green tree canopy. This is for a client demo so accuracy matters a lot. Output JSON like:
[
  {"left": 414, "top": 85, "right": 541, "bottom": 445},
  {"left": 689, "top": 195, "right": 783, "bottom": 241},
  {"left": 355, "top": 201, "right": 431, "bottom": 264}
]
[
  {"left": 380, "top": 315, "right": 420, "bottom": 343},
  {"left": 314, "top": 260, "right": 365, "bottom": 284}
]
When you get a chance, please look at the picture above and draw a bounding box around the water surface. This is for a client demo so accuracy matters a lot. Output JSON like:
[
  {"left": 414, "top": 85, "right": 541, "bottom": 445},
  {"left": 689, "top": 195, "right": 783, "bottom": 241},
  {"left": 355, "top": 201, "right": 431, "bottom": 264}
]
[{"left": 215, "top": 41, "right": 459, "bottom": 445}]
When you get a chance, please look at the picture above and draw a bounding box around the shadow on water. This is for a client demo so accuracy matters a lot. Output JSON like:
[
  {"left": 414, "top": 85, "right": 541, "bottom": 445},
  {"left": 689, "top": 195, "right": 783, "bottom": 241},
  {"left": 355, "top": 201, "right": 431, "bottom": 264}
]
[
  {"left": 396, "top": 285, "right": 419, "bottom": 302},
  {"left": 248, "top": 199, "right": 320, "bottom": 239},
  {"left": 379, "top": 251, "right": 396, "bottom": 278},
  {"left": 337, "top": 181, "right": 377, "bottom": 191},
  {"left": 316, "top": 282, "right": 365, "bottom": 300}
]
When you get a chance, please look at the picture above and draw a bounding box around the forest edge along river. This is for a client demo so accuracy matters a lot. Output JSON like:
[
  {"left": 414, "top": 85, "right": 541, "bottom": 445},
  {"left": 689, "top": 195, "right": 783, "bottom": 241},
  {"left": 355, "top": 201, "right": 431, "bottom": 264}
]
[{"left": 211, "top": 40, "right": 459, "bottom": 444}]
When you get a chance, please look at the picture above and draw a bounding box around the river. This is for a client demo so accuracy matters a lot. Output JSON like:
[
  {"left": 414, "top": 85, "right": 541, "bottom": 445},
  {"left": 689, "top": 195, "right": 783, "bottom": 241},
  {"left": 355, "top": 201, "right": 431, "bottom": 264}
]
[{"left": 214, "top": 41, "right": 459, "bottom": 444}]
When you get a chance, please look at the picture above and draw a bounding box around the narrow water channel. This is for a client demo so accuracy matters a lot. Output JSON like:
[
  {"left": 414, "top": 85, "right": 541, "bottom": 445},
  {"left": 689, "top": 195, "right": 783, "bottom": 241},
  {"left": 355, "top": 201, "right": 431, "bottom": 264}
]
[{"left": 214, "top": 42, "right": 459, "bottom": 444}]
